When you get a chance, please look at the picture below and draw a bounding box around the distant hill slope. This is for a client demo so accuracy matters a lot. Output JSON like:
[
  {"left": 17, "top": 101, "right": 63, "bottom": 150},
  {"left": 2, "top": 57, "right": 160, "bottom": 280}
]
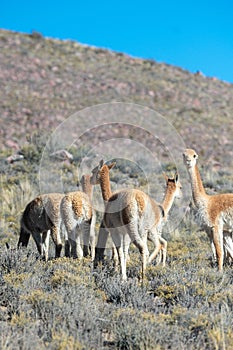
[{"left": 0, "top": 29, "right": 232, "bottom": 168}]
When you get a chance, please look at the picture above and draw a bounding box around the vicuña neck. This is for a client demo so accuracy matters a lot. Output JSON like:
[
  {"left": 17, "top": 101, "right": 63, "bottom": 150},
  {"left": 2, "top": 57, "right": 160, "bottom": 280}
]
[
  {"left": 162, "top": 185, "right": 176, "bottom": 217},
  {"left": 81, "top": 176, "right": 93, "bottom": 200},
  {"left": 100, "top": 168, "right": 112, "bottom": 202},
  {"left": 188, "top": 165, "right": 208, "bottom": 207}
]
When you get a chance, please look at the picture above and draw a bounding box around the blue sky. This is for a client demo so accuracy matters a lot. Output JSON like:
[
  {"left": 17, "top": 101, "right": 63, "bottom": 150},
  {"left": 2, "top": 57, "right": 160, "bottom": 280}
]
[{"left": 1, "top": 0, "right": 233, "bottom": 83}]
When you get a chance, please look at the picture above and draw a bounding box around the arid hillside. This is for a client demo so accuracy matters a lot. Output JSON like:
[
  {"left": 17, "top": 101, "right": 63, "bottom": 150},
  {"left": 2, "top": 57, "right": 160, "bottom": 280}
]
[
  {"left": 0, "top": 29, "right": 233, "bottom": 170},
  {"left": 0, "top": 29, "right": 233, "bottom": 350}
]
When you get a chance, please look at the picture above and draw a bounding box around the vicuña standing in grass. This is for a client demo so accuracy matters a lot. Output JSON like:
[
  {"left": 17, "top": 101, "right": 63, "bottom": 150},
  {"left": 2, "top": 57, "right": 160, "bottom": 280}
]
[
  {"left": 90, "top": 160, "right": 117, "bottom": 265},
  {"left": 18, "top": 193, "right": 64, "bottom": 261},
  {"left": 18, "top": 174, "right": 96, "bottom": 262},
  {"left": 61, "top": 174, "right": 95, "bottom": 260},
  {"left": 147, "top": 172, "right": 182, "bottom": 265},
  {"left": 91, "top": 160, "right": 182, "bottom": 280},
  {"left": 183, "top": 148, "right": 233, "bottom": 271}
]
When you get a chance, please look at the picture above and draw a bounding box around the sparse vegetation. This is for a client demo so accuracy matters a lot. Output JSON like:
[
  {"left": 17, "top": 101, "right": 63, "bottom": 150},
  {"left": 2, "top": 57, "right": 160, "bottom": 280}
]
[
  {"left": 0, "top": 233, "right": 233, "bottom": 349},
  {"left": 0, "top": 29, "right": 232, "bottom": 349}
]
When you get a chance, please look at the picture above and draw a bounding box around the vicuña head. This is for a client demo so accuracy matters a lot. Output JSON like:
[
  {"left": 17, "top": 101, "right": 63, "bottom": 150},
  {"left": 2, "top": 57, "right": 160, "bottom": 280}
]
[
  {"left": 90, "top": 159, "right": 116, "bottom": 185},
  {"left": 90, "top": 159, "right": 116, "bottom": 202},
  {"left": 163, "top": 172, "right": 182, "bottom": 205},
  {"left": 183, "top": 148, "right": 199, "bottom": 169}
]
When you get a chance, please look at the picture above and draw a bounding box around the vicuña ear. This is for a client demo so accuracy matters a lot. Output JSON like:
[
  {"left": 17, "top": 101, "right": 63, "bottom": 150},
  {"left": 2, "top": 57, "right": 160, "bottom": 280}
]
[
  {"left": 99, "top": 159, "right": 104, "bottom": 168},
  {"left": 174, "top": 172, "right": 179, "bottom": 183},
  {"left": 108, "top": 162, "right": 116, "bottom": 170}
]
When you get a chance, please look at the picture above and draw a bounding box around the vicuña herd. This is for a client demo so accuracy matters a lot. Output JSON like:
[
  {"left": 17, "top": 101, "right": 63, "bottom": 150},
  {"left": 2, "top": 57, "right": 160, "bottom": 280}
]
[{"left": 17, "top": 149, "right": 233, "bottom": 280}]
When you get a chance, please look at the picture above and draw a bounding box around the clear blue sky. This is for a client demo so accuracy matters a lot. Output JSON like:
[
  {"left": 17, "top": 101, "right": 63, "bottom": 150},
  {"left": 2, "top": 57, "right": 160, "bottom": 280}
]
[{"left": 1, "top": 0, "right": 233, "bottom": 83}]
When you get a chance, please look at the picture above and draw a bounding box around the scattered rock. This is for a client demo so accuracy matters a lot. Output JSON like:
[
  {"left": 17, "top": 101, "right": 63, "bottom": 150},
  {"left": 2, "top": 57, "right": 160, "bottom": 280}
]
[
  {"left": 50, "top": 149, "right": 74, "bottom": 162},
  {"left": 6, "top": 154, "right": 24, "bottom": 164},
  {"left": 5, "top": 140, "right": 20, "bottom": 150}
]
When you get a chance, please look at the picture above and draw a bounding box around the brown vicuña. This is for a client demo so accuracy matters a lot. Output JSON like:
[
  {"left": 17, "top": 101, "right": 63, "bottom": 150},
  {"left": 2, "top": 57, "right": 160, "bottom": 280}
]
[
  {"left": 61, "top": 174, "right": 95, "bottom": 260},
  {"left": 91, "top": 160, "right": 182, "bottom": 280},
  {"left": 183, "top": 148, "right": 233, "bottom": 271},
  {"left": 90, "top": 160, "right": 117, "bottom": 265},
  {"left": 18, "top": 193, "right": 64, "bottom": 261},
  {"left": 18, "top": 175, "right": 95, "bottom": 261}
]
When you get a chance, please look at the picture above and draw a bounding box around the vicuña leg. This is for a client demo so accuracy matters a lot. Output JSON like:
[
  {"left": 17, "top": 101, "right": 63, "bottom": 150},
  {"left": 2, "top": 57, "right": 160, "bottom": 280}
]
[
  {"left": 50, "top": 225, "right": 62, "bottom": 258},
  {"left": 94, "top": 220, "right": 109, "bottom": 266},
  {"left": 212, "top": 222, "right": 224, "bottom": 272},
  {"left": 17, "top": 228, "right": 30, "bottom": 248},
  {"left": 147, "top": 227, "right": 162, "bottom": 265}
]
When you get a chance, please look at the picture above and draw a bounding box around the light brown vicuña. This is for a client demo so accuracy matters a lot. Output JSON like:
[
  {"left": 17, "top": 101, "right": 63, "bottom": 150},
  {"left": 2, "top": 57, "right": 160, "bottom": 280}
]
[
  {"left": 91, "top": 160, "right": 182, "bottom": 280},
  {"left": 183, "top": 148, "right": 233, "bottom": 271},
  {"left": 60, "top": 174, "right": 95, "bottom": 260},
  {"left": 90, "top": 160, "right": 117, "bottom": 264},
  {"left": 147, "top": 173, "right": 182, "bottom": 265},
  {"left": 18, "top": 193, "right": 64, "bottom": 261}
]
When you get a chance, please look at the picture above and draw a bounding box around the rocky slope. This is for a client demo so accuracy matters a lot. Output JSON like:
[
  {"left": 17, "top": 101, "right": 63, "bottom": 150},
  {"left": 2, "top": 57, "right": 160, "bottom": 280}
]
[{"left": 0, "top": 29, "right": 233, "bottom": 169}]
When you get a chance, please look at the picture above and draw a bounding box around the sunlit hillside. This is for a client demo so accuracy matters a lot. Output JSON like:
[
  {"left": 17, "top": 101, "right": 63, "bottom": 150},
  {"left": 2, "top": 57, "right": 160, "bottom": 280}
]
[{"left": 0, "top": 29, "right": 233, "bottom": 349}]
